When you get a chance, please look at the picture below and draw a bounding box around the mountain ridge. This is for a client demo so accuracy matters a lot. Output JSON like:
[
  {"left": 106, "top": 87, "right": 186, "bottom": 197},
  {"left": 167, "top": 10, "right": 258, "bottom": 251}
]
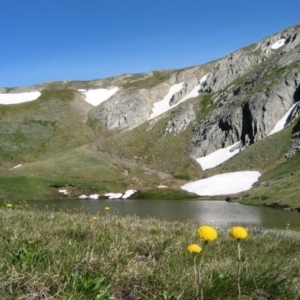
[{"left": 0, "top": 23, "right": 300, "bottom": 209}]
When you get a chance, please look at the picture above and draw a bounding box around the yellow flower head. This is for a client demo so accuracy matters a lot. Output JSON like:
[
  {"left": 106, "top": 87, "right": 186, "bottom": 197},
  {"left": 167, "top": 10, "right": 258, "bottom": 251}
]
[
  {"left": 6, "top": 204, "right": 12, "bottom": 208},
  {"left": 105, "top": 207, "right": 110, "bottom": 211},
  {"left": 92, "top": 216, "right": 97, "bottom": 221},
  {"left": 230, "top": 226, "right": 248, "bottom": 240},
  {"left": 187, "top": 244, "right": 202, "bottom": 253},
  {"left": 197, "top": 225, "right": 218, "bottom": 241}
]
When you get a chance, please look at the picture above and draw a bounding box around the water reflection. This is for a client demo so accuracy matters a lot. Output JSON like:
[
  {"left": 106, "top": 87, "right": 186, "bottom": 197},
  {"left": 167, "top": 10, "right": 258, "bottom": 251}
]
[{"left": 28, "top": 199, "right": 300, "bottom": 229}]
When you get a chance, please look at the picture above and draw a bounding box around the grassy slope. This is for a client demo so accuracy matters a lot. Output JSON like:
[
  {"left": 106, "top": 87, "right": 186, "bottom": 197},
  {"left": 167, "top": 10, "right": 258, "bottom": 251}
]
[
  {"left": 98, "top": 98, "right": 203, "bottom": 181},
  {"left": 0, "top": 89, "right": 95, "bottom": 164}
]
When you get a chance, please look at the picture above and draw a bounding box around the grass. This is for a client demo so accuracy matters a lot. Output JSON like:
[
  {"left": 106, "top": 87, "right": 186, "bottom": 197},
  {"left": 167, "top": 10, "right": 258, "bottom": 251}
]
[
  {"left": 0, "top": 89, "right": 95, "bottom": 162},
  {"left": 122, "top": 70, "right": 175, "bottom": 90},
  {"left": 196, "top": 93, "right": 216, "bottom": 120},
  {"left": 131, "top": 188, "right": 198, "bottom": 200},
  {"left": 0, "top": 176, "right": 125, "bottom": 201},
  {"left": 98, "top": 108, "right": 202, "bottom": 181},
  {"left": 0, "top": 206, "right": 299, "bottom": 299}
]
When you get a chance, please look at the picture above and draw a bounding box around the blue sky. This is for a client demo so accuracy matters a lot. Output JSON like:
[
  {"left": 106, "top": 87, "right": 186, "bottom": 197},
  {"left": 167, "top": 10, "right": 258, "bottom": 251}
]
[{"left": 1, "top": 0, "right": 300, "bottom": 87}]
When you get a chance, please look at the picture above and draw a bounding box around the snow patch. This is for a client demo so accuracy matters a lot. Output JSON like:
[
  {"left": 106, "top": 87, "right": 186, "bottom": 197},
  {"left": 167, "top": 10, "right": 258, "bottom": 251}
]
[
  {"left": 181, "top": 171, "right": 261, "bottom": 196},
  {"left": 58, "top": 189, "right": 68, "bottom": 195},
  {"left": 79, "top": 87, "right": 119, "bottom": 106},
  {"left": 89, "top": 194, "right": 99, "bottom": 199},
  {"left": 9, "top": 164, "right": 22, "bottom": 170},
  {"left": 78, "top": 195, "right": 89, "bottom": 199},
  {"left": 122, "top": 190, "right": 136, "bottom": 199},
  {"left": 199, "top": 73, "right": 208, "bottom": 86},
  {"left": 158, "top": 185, "right": 168, "bottom": 188},
  {"left": 271, "top": 39, "right": 286, "bottom": 50},
  {"left": 149, "top": 73, "right": 208, "bottom": 120},
  {"left": 269, "top": 102, "right": 299, "bottom": 135},
  {"left": 196, "top": 141, "right": 241, "bottom": 170},
  {"left": 149, "top": 82, "right": 184, "bottom": 120},
  {"left": 0, "top": 92, "right": 41, "bottom": 105},
  {"left": 105, "top": 193, "right": 123, "bottom": 199}
]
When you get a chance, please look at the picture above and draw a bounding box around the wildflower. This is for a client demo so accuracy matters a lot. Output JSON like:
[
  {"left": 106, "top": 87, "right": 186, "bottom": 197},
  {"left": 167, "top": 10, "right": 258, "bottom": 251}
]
[
  {"left": 105, "top": 207, "right": 110, "bottom": 211},
  {"left": 197, "top": 225, "right": 218, "bottom": 241},
  {"left": 187, "top": 244, "right": 202, "bottom": 253},
  {"left": 230, "top": 226, "right": 248, "bottom": 299},
  {"left": 92, "top": 216, "right": 97, "bottom": 221},
  {"left": 6, "top": 204, "right": 12, "bottom": 208},
  {"left": 230, "top": 226, "right": 248, "bottom": 240}
]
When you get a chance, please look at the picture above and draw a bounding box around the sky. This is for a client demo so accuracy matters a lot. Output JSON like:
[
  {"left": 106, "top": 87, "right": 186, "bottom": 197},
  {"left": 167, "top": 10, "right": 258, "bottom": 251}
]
[{"left": 1, "top": 0, "right": 300, "bottom": 88}]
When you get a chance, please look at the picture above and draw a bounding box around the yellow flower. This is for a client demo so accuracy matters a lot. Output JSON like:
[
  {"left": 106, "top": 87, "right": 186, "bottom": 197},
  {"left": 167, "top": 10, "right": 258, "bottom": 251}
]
[
  {"left": 197, "top": 225, "right": 218, "bottom": 241},
  {"left": 6, "top": 204, "right": 12, "bottom": 208},
  {"left": 230, "top": 226, "right": 248, "bottom": 240},
  {"left": 105, "top": 207, "right": 110, "bottom": 211},
  {"left": 92, "top": 216, "right": 97, "bottom": 221},
  {"left": 187, "top": 244, "right": 202, "bottom": 253}
]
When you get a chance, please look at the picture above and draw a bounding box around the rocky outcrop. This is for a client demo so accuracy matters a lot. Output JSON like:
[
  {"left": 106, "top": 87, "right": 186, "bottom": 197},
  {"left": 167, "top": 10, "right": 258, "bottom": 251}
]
[
  {"left": 88, "top": 89, "right": 152, "bottom": 132},
  {"left": 202, "top": 25, "right": 300, "bottom": 94},
  {"left": 190, "top": 64, "right": 300, "bottom": 158},
  {"left": 163, "top": 102, "right": 196, "bottom": 135}
]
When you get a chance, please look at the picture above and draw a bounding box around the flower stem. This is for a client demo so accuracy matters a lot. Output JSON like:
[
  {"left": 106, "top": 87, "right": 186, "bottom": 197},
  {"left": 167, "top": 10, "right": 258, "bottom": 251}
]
[
  {"left": 237, "top": 240, "right": 241, "bottom": 299},
  {"left": 193, "top": 255, "right": 199, "bottom": 300},
  {"left": 198, "top": 242, "right": 207, "bottom": 300}
]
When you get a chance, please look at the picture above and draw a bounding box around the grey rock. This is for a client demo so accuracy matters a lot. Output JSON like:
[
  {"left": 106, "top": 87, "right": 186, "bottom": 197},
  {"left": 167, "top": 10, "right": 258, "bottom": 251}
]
[
  {"left": 164, "top": 102, "right": 196, "bottom": 135},
  {"left": 170, "top": 77, "right": 199, "bottom": 106},
  {"left": 88, "top": 89, "right": 151, "bottom": 132}
]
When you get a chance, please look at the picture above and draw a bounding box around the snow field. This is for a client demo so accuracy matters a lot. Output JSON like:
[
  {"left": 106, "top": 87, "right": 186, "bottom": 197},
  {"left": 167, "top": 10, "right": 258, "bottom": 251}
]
[
  {"left": 271, "top": 39, "right": 286, "bottom": 50},
  {"left": 268, "top": 102, "right": 299, "bottom": 135},
  {"left": 181, "top": 171, "right": 261, "bottom": 196},
  {"left": 78, "top": 87, "right": 119, "bottom": 106},
  {"left": 149, "top": 82, "right": 185, "bottom": 120},
  {"left": 0, "top": 92, "right": 41, "bottom": 105},
  {"left": 149, "top": 73, "right": 208, "bottom": 120},
  {"left": 196, "top": 141, "right": 241, "bottom": 170}
]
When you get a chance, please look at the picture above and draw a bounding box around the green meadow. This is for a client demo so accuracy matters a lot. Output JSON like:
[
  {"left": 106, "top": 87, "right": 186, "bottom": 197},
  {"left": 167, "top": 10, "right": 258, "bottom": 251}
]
[{"left": 0, "top": 204, "right": 299, "bottom": 299}]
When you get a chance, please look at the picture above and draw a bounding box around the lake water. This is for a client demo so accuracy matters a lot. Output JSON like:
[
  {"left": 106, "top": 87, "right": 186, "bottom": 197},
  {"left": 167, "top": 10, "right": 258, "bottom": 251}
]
[{"left": 28, "top": 199, "right": 300, "bottom": 229}]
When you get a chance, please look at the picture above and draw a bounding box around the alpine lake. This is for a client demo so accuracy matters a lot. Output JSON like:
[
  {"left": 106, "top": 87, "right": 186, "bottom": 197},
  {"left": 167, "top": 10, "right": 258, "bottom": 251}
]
[{"left": 27, "top": 199, "right": 300, "bottom": 229}]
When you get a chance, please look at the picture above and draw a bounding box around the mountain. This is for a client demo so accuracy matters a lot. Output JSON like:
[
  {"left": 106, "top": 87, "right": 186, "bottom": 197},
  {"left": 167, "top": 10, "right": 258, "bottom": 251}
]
[{"left": 0, "top": 24, "right": 300, "bottom": 210}]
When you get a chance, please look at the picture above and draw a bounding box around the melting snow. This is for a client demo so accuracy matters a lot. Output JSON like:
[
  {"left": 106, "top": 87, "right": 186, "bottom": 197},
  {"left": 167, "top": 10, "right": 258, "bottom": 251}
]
[
  {"left": 58, "top": 189, "right": 68, "bottom": 195},
  {"left": 0, "top": 92, "right": 41, "bottom": 105},
  {"left": 158, "top": 185, "right": 168, "bottom": 188},
  {"left": 78, "top": 87, "right": 119, "bottom": 106},
  {"left": 196, "top": 141, "right": 241, "bottom": 170},
  {"left": 181, "top": 171, "right": 261, "bottom": 196},
  {"left": 271, "top": 39, "right": 286, "bottom": 50},
  {"left": 9, "top": 164, "right": 22, "bottom": 170},
  {"left": 105, "top": 193, "right": 123, "bottom": 199},
  {"left": 149, "top": 74, "right": 208, "bottom": 120},
  {"left": 199, "top": 74, "right": 208, "bottom": 86},
  {"left": 149, "top": 82, "right": 184, "bottom": 119},
  {"left": 78, "top": 195, "right": 89, "bottom": 199},
  {"left": 122, "top": 189, "right": 137, "bottom": 199},
  {"left": 89, "top": 194, "right": 99, "bottom": 199},
  {"left": 269, "top": 102, "right": 299, "bottom": 135}
]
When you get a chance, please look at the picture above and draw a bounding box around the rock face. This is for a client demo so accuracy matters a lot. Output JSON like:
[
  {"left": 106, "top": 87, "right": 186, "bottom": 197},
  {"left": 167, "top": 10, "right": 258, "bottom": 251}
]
[
  {"left": 189, "top": 24, "right": 300, "bottom": 158},
  {"left": 88, "top": 89, "right": 152, "bottom": 132},
  {"left": 163, "top": 102, "right": 196, "bottom": 135}
]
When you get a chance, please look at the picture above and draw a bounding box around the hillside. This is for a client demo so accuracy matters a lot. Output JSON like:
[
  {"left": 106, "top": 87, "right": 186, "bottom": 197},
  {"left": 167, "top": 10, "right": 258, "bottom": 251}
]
[{"left": 0, "top": 24, "right": 300, "bottom": 209}]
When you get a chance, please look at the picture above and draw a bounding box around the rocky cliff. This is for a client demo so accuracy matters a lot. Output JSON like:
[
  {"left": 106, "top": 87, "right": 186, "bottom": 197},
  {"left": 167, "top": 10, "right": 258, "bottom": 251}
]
[{"left": 86, "top": 24, "right": 300, "bottom": 160}]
